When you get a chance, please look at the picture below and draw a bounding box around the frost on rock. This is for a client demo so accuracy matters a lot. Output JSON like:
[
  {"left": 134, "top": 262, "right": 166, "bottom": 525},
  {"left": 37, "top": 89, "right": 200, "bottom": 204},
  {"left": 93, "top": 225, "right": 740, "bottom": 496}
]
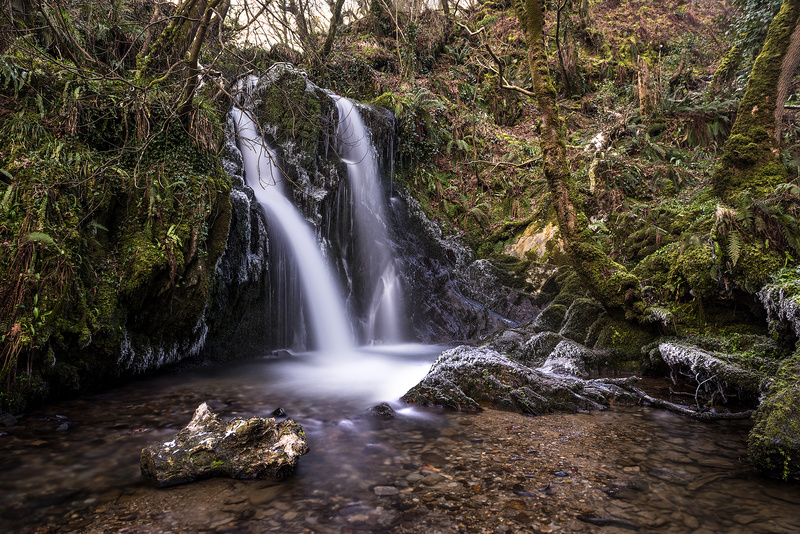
[
  {"left": 759, "top": 271, "right": 800, "bottom": 340},
  {"left": 514, "top": 331, "right": 565, "bottom": 367},
  {"left": 141, "top": 402, "right": 309, "bottom": 487},
  {"left": 118, "top": 315, "right": 209, "bottom": 375},
  {"left": 402, "top": 346, "right": 614, "bottom": 415},
  {"left": 657, "top": 342, "right": 767, "bottom": 396},
  {"left": 539, "top": 340, "right": 595, "bottom": 378}
]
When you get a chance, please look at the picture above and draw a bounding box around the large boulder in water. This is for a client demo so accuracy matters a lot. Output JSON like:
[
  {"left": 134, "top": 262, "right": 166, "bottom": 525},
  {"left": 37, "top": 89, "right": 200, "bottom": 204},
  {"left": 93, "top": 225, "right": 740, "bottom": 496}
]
[
  {"left": 140, "top": 403, "right": 309, "bottom": 487},
  {"left": 748, "top": 353, "right": 800, "bottom": 481},
  {"left": 401, "top": 346, "right": 620, "bottom": 415}
]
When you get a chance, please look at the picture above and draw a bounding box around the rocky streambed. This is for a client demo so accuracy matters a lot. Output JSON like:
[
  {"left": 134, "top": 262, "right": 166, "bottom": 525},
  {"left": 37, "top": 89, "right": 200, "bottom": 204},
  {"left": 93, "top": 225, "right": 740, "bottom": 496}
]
[{"left": 1, "top": 349, "right": 799, "bottom": 533}]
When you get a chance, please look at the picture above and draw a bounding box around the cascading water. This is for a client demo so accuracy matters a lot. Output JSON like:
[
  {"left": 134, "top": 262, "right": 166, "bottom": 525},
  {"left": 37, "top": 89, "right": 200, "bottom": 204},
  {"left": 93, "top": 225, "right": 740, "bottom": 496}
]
[
  {"left": 332, "top": 94, "right": 403, "bottom": 343},
  {"left": 231, "top": 106, "right": 353, "bottom": 352}
]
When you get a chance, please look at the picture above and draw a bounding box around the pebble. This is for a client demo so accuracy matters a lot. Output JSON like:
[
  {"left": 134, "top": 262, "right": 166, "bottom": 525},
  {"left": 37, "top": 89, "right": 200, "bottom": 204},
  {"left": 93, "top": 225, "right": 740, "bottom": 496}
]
[
  {"left": 373, "top": 486, "right": 398, "bottom": 496},
  {"left": 406, "top": 473, "right": 424, "bottom": 484}
]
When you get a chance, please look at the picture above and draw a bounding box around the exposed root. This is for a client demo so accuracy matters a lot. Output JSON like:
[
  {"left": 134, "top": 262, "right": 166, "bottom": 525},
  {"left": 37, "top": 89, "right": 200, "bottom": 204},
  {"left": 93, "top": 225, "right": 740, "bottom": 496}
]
[{"left": 594, "top": 376, "right": 754, "bottom": 421}]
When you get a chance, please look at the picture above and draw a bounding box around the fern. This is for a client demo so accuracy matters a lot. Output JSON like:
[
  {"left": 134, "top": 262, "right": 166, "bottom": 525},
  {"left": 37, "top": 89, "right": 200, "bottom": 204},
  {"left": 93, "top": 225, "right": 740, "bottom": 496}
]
[
  {"left": 26, "top": 232, "right": 56, "bottom": 246},
  {"left": 728, "top": 231, "right": 742, "bottom": 266},
  {"left": 775, "top": 182, "right": 800, "bottom": 196},
  {"left": 469, "top": 205, "right": 490, "bottom": 228}
]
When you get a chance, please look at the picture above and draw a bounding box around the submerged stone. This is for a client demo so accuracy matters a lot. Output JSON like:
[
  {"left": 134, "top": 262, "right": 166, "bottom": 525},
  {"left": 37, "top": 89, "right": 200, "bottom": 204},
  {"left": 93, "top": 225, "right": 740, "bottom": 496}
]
[
  {"left": 368, "top": 402, "right": 396, "bottom": 419},
  {"left": 140, "top": 403, "right": 309, "bottom": 487}
]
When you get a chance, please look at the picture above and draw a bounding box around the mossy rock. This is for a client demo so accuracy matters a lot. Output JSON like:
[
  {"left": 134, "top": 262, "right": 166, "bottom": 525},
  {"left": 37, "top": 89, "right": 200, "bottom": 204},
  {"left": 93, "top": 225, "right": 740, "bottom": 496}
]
[
  {"left": 748, "top": 353, "right": 800, "bottom": 481},
  {"left": 550, "top": 270, "right": 587, "bottom": 308},
  {"left": 633, "top": 242, "right": 717, "bottom": 302},
  {"left": 514, "top": 331, "right": 566, "bottom": 367},
  {"left": 593, "top": 319, "right": 657, "bottom": 364},
  {"left": 141, "top": 403, "right": 310, "bottom": 487},
  {"left": 732, "top": 241, "right": 784, "bottom": 295},
  {"left": 532, "top": 304, "right": 568, "bottom": 332},
  {"left": 256, "top": 64, "right": 332, "bottom": 158},
  {"left": 482, "top": 329, "right": 530, "bottom": 356},
  {"left": 539, "top": 340, "right": 597, "bottom": 378},
  {"left": 401, "top": 346, "right": 612, "bottom": 415},
  {"left": 559, "top": 298, "right": 606, "bottom": 344}
]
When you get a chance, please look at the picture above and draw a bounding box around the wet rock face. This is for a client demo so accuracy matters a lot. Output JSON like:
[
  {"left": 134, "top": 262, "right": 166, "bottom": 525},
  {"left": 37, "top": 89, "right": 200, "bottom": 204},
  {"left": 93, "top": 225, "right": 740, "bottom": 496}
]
[
  {"left": 402, "top": 346, "right": 612, "bottom": 415},
  {"left": 391, "top": 193, "right": 540, "bottom": 342},
  {"left": 140, "top": 403, "right": 309, "bottom": 487}
]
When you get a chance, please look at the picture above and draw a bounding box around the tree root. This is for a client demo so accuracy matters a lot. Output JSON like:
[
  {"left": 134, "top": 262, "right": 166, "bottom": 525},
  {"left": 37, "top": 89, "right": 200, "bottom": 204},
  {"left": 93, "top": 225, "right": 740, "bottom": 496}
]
[{"left": 592, "top": 376, "right": 754, "bottom": 421}]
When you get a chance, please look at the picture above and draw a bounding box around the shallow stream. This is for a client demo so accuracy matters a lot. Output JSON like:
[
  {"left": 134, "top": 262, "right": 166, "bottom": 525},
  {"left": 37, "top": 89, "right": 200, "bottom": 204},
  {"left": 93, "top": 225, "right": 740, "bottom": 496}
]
[{"left": 1, "top": 346, "right": 798, "bottom": 533}]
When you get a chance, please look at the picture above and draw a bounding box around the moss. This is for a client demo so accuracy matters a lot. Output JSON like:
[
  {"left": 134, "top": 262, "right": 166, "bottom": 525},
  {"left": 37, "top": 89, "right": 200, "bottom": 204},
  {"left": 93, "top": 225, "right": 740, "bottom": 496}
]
[
  {"left": 559, "top": 298, "right": 606, "bottom": 344},
  {"left": 732, "top": 241, "right": 783, "bottom": 293},
  {"left": 748, "top": 352, "right": 800, "bottom": 480},
  {"left": 257, "top": 68, "right": 328, "bottom": 157},
  {"left": 593, "top": 319, "right": 656, "bottom": 364},
  {"left": 371, "top": 92, "right": 396, "bottom": 110},
  {"left": 0, "top": 70, "right": 232, "bottom": 410},
  {"left": 633, "top": 242, "right": 716, "bottom": 303},
  {"left": 550, "top": 271, "right": 585, "bottom": 307},
  {"left": 533, "top": 304, "right": 568, "bottom": 331},
  {"left": 675, "top": 245, "right": 716, "bottom": 299}
]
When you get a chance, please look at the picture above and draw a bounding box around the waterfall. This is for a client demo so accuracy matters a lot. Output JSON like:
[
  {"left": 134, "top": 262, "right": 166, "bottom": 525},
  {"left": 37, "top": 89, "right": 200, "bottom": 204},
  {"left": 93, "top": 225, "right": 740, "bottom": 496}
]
[
  {"left": 231, "top": 107, "right": 353, "bottom": 352},
  {"left": 332, "top": 94, "right": 403, "bottom": 343}
]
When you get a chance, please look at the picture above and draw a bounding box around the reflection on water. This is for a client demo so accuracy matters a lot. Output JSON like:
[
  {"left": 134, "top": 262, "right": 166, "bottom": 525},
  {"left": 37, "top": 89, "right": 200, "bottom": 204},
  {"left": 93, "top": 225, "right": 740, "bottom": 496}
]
[{"left": 0, "top": 346, "right": 798, "bottom": 533}]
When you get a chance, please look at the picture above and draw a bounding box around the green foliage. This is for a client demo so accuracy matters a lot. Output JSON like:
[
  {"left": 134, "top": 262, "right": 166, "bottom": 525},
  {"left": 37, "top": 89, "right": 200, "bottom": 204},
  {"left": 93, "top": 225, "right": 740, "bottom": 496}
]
[
  {"left": 0, "top": 21, "right": 232, "bottom": 410},
  {"left": 374, "top": 88, "right": 446, "bottom": 166},
  {"left": 712, "top": 187, "right": 800, "bottom": 293}
]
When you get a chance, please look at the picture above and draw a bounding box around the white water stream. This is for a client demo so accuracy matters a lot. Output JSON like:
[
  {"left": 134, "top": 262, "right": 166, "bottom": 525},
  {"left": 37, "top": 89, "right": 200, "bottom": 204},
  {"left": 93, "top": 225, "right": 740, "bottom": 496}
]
[
  {"left": 332, "top": 94, "right": 403, "bottom": 343},
  {"left": 231, "top": 107, "right": 353, "bottom": 352}
]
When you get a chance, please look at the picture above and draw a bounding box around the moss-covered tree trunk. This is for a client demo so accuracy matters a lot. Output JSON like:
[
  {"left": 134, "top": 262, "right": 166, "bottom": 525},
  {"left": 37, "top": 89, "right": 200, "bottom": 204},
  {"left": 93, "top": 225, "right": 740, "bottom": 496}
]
[
  {"left": 713, "top": 0, "right": 800, "bottom": 202},
  {"left": 514, "top": 0, "right": 642, "bottom": 316},
  {"left": 177, "top": 0, "right": 224, "bottom": 117}
]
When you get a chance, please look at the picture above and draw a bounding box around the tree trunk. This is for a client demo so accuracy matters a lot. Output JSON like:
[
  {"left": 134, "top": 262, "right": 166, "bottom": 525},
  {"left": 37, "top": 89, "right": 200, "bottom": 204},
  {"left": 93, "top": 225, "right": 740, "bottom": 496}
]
[
  {"left": 138, "top": 0, "right": 202, "bottom": 75},
  {"left": 514, "top": 0, "right": 642, "bottom": 315},
  {"left": 713, "top": 0, "right": 800, "bottom": 202},
  {"left": 177, "top": 0, "right": 223, "bottom": 117},
  {"left": 710, "top": 41, "right": 744, "bottom": 93},
  {"left": 320, "top": 0, "right": 346, "bottom": 58},
  {"left": 637, "top": 56, "right": 653, "bottom": 117},
  {"left": 287, "top": 0, "right": 312, "bottom": 53},
  {"left": 578, "top": 0, "right": 590, "bottom": 30}
]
